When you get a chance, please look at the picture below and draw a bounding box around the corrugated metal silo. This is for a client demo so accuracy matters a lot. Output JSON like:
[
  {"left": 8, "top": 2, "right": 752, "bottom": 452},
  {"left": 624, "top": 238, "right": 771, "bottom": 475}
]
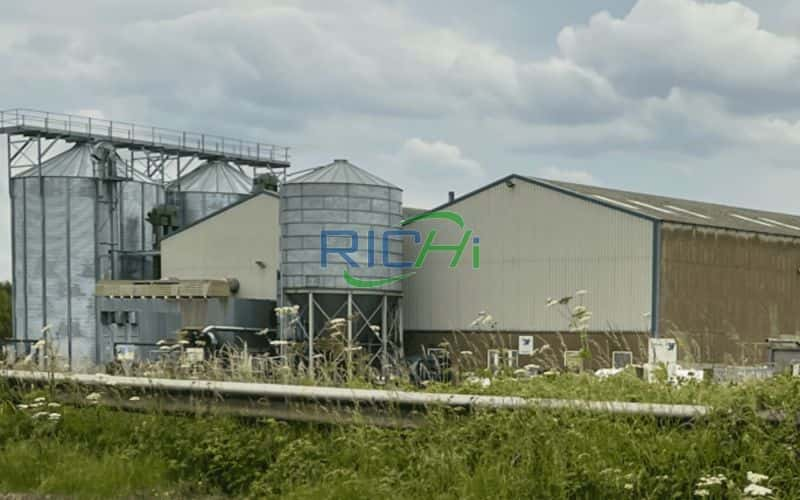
[
  {"left": 280, "top": 159, "right": 404, "bottom": 373},
  {"left": 167, "top": 161, "right": 252, "bottom": 226},
  {"left": 11, "top": 142, "right": 163, "bottom": 366}
]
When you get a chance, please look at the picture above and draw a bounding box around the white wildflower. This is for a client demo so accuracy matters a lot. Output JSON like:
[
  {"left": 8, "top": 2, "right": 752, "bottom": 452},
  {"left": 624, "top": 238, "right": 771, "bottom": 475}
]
[
  {"left": 32, "top": 411, "right": 49, "bottom": 419},
  {"left": 16, "top": 404, "right": 29, "bottom": 410},
  {"left": 47, "top": 402, "right": 61, "bottom": 408},
  {"left": 469, "top": 312, "right": 486, "bottom": 327},
  {"left": 743, "top": 484, "right": 773, "bottom": 497},
  {"left": 694, "top": 489, "right": 710, "bottom": 497},
  {"left": 29, "top": 402, "right": 44, "bottom": 409},
  {"left": 33, "top": 397, "right": 46, "bottom": 403},
  {"left": 459, "top": 350, "right": 473, "bottom": 356},
  {"left": 697, "top": 474, "right": 726, "bottom": 487},
  {"left": 129, "top": 396, "right": 141, "bottom": 402},
  {"left": 48, "top": 413, "right": 61, "bottom": 421},
  {"left": 747, "top": 472, "right": 768, "bottom": 485},
  {"left": 86, "top": 392, "right": 102, "bottom": 402},
  {"left": 623, "top": 484, "right": 633, "bottom": 490}
]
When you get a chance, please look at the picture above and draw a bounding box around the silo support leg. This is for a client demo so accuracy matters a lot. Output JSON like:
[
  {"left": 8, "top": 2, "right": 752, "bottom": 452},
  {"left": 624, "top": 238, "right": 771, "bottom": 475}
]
[
  {"left": 308, "top": 292, "right": 314, "bottom": 378},
  {"left": 381, "top": 295, "right": 388, "bottom": 377}
]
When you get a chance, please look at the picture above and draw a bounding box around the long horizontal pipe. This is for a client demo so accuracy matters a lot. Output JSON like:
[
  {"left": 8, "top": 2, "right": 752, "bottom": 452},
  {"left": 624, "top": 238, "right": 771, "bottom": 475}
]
[{"left": 1, "top": 369, "right": 710, "bottom": 419}]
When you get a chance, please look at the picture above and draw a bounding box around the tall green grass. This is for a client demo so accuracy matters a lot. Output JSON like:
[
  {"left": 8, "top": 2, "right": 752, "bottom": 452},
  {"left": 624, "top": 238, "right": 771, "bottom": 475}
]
[{"left": 2, "top": 375, "right": 799, "bottom": 499}]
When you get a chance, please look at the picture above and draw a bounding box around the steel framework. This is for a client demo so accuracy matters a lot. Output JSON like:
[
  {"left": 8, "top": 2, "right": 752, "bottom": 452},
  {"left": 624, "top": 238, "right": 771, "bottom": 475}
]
[{"left": 282, "top": 290, "right": 404, "bottom": 378}]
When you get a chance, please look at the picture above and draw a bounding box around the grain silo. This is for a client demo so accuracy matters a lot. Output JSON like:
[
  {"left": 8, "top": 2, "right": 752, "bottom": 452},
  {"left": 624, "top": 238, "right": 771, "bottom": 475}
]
[
  {"left": 10, "top": 142, "right": 163, "bottom": 367},
  {"left": 167, "top": 161, "right": 252, "bottom": 226},
  {"left": 280, "top": 159, "right": 404, "bottom": 374}
]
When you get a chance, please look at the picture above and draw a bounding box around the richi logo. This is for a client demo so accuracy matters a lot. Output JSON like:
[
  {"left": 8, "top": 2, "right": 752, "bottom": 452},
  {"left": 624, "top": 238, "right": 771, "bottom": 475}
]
[{"left": 320, "top": 211, "right": 480, "bottom": 288}]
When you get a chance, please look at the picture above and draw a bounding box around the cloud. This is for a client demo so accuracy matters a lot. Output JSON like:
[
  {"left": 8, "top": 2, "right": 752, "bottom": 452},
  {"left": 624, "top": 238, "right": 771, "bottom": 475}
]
[
  {"left": 557, "top": 0, "right": 800, "bottom": 112},
  {"left": 3, "top": 0, "right": 800, "bottom": 280},
  {"left": 506, "top": 87, "right": 800, "bottom": 157},
  {"left": 400, "top": 138, "right": 483, "bottom": 177},
  {"left": 0, "top": 1, "right": 628, "bottom": 132},
  {"left": 534, "top": 166, "right": 598, "bottom": 185}
]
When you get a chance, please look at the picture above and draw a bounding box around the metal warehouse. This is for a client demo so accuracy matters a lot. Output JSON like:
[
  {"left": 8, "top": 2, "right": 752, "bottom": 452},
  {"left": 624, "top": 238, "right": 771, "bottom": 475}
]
[{"left": 403, "top": 175, "right": 800, "bottom": 367}]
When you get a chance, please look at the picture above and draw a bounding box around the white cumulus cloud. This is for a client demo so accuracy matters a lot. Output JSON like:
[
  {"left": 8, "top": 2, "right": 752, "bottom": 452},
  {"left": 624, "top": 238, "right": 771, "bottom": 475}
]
[{"left": 401, "top": 138, "right": 483, "bottom": 177}]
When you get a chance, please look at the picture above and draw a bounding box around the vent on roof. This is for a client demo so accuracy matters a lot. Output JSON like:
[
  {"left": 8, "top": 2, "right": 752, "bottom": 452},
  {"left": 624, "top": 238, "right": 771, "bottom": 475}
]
[
  {"left": 730, "top": 213, "right": 774, "bottom": 228},
  {"left": 758, "top": 217, "right": 800, "bottom": 231},
  {"left": 626, "top": 200, "right": 675, "bottom": 214},
  {"left": 591, "top": 195, "right": 640, "bottom": 211},
  {"left": 664, "top": 205, "right": 711, "bottom": 220}
]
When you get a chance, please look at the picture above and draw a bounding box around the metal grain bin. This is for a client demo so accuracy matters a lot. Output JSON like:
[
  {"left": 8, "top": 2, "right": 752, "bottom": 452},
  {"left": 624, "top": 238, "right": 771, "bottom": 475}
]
[
  {"left": 167, "top": 161, "right": 252, "bottom": 226},
  {"left": 280, "top": 159, "right": 404, "bottom": 292},
  {"left": 11, "top": 143, "right": 163, "bottom": 366}
]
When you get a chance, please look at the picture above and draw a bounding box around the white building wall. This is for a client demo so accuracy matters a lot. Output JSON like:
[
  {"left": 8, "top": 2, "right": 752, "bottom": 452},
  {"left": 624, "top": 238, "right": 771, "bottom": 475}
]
[
  {"left": 402, "top": 178, "right": 654, "bottom": 332},
  {"left": 161, "top": 193, "right": 279, "bottom": 300}
]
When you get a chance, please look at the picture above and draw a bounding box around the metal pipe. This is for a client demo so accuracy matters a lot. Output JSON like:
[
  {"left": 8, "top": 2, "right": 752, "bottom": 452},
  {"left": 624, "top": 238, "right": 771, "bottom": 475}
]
[
  {"left": 0, "top": 369, "right": 711, "bottom": 420},
  {"left": 37, "top": 137, "right": 47, "bottom": 338},
  {"left": 7, "top": 134, "right": 16, "bottom": 344},
  {"left": 200, "top": 325, "right": 263, "bottom": 334}
]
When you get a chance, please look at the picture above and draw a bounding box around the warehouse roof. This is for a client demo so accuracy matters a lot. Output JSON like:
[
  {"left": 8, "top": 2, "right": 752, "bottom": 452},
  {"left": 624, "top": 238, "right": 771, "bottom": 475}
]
[
  {"left": 411, "top": 174, "right": 800, "bottom": 238},
  {"left": 289, "top": 159, "right": 400, "bottom": 189},
  {"left": 533, "top": 177, "right": 800, "bottom": 238}
]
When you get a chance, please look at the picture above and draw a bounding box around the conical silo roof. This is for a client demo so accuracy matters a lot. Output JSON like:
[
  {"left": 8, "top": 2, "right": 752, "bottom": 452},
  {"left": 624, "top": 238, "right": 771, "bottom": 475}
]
[
  {"left": 15, "top": 143, "right": 156, "bottom": 183},
  {"left": 289, "top": 159, "right": 399, "bottom": 189},
  {"left": 170, "top": 161, "right": 252, "bottom": 194}
]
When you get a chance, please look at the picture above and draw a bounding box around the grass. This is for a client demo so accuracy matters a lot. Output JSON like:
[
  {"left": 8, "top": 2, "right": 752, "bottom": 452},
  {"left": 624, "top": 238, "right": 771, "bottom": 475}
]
[{"left": 2, "top": 374, "right": 800, "bottom": 499}]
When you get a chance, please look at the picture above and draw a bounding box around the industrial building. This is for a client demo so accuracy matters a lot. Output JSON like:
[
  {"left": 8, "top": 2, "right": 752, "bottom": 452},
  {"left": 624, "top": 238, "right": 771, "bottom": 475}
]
[
  {"left": 403, "top": 175, "right": 800, "bottom": 366},
  {"left": 3, "top": 109, "right": 800, "bottom": 372},
  {"left": 1, "top": 109, "right": 289, "bottom": 368},
  {"left": 95, "top": 192, "right": 280, "bottom": 363}
]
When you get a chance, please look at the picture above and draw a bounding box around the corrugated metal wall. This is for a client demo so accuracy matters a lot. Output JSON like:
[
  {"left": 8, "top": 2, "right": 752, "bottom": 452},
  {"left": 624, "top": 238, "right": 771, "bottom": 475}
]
[
  {"left": 12, "top": 177, "right": 99, "bottom": 363},
  {"left": 280, "top": 182, "right": 404, "bottom": 291},
  {"left": 179, "top": 192, "right": 247, "bottom": 227},
  {"left": 11, "top": 174, "right": 162, "bottom": 366},
  {"left": 69, "top": 180, "right": 97, "bottom": 364},
  {"left": 659, "top": 223, "right": 800, "bottom": 364},
  {"left": 403, "top": 179, "right": 655, "bottom": 332}
]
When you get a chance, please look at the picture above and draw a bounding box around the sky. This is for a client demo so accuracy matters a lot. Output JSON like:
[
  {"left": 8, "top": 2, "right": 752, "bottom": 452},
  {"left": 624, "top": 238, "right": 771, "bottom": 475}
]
[{"left": 2, "top": 0, "right": 800, "bottom": 281}]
